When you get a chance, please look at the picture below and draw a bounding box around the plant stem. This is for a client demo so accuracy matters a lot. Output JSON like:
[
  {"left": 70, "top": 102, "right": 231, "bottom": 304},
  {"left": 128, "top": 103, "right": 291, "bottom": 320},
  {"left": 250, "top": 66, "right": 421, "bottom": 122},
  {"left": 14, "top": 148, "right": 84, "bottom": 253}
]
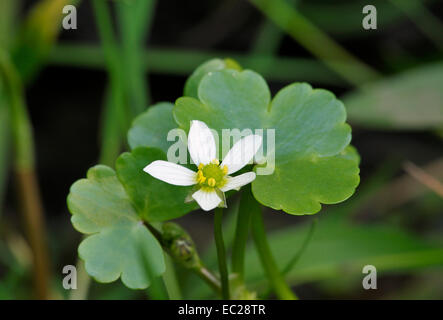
[
  {"left": 147, "top": 276, "right": 169, "bottom": 300},
  {"left": 262, "top": 218, "right": 317, "bottom": 299},
  {"left": 116, "top": 0, "right": 155, "bottom": 115},
  {"left": 231, "top": 187, "right": 253, "bottom": 282},
  {"left": 193, "top": 264, "right": 222, "bottom": 295},
  {"left": 49, "top": 44, "right": 345, "bottom": 85},
  {"left": 145, "top": 222, "right": 222, "bottom": 296},
  {"left": 249, "top": 0, "right": 380, "bottom": 86},
  {"left": 0, "top": 50, "right": 50, "bottom": 299},
  {"left": 389, "top": 0, "right": 443, "bottom": 51},
  {"left": 92, "top": 0, "right": 128, "bottom": 163},
  {"left": 214, "top": 207, "right": 230, "bottom": 299},
  {"left": 282, "top": 218, "right": 317, "bottom": 275},
  {"left": 162, "top": 255, "right": 182, "bottom": 300},
  {"left": 15, "top": 170, "right": 50, "bottom": 299},
  {"left": 251, "top": 205, "right": 297, "bottom": 300},
  {"left": 70, "top": 1, "right": 127, "bottom": 299},
  {"left": 0, "top": 88, "right": 10, "bottom": 219}
]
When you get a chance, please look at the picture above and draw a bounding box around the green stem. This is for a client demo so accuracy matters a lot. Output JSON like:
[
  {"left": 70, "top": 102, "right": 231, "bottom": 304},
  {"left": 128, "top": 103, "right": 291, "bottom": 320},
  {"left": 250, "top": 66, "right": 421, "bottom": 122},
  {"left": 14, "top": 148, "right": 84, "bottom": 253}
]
[
  {"left": 146, "top": 222, "right": 222, "bottom": 296},
  {"left": 282, "top": 218, "right": 317, "bottom": 275},
  {"left": 92, "top": 0, "right": 128, "bottom": 163},
  {"left": 231, "top": 187, "right": 253, "bottom": 282},
  {"left": 0, "top": 50, "right": 50, "bottom": 299},
  {"left": 147, "top": 277, "right": 169, "bottom": 300},
  {"left": 389, "top": 0, "right": 443, "bottom": 51},
  {"left": 49, "top": 44, "right": 345, "bottom": 85},
  {"left": 251, "top": 0, "right": 298, "bottom": 55},
  {"left": 249, "top": 0, "right": 380, "bottom": 86},
  {"left": 72, "top": 1, "right": 128, "bottom": 299},
  {"left": 162, "top": 255, "right": 182, "bottom": 300},
  {"left": 214, "top": 207, "right": 230, "bottom": 299},
  {"left": 262, "top": 218, "right": 317, "bottom": 299},
  {"left": 0, "top": 86, "right": 10, "bottom": 218},
  {"left": 251, "top": 205, "right": 297, "bottom": 300},
  {"left": 116, "top": 0, "right": 155, "bottom": 115},
  {"left": 98, "top": 83, "right": 126, "bottom": 165},
  {"left": 193, "top": 264, "right": 222, "bottom": 295}
]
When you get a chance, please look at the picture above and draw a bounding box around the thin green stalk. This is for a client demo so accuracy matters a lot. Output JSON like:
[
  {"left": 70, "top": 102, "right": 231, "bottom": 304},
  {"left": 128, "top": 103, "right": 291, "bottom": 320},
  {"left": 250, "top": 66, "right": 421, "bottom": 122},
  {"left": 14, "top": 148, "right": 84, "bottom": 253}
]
[
  {"left": 72, "top": 0, "right": 128, "bottom": 298},
  {"left": 249, "top": 0, "right": 298, "bottom": 79},
  {"left": 92, "top": 0, "right": 121, "bottom": 81},
  {"left": 389, "top": 0, "right": 443, "bottom": 51},
  {"left": 251, "top": 205, "right": 297, "bottom": 300},
  {"left": 162, "top": 255, "right": 182, "bottom": 300},
  {"left": 116, "top": 0, "right": 156, "bottom": 115},
  {"left": 193, "top": 265, "right": 222, "bottom": 295},
  {"left": 0, "top": 50, "right": 50, "bottom": 299},
  {"left": 0, "top": 87, "right": 10, "bottom": 218},
  {"left": 282, "top": 218, "right": 317, "bottom": 275},
  {"left": 146, "top": 222, "right": 222, "bottom": 296},
  {"left": 49, "top": 44, "right": 345, "bottom": 85},
  {"left": 98, "top": 83, "right": 127, "bottom": 165},
  {"left": 251, "top": 0, "right": 298, "bottom": 55},
  {"left": 147, "top": 277, "right": 169, "bottom": 300},
  {"left": 0, "top": 0, "right": 16, "bottom": 218},
  {"left": 92, "top": 0, "right": 128, "bottom": 133},
  {"left": 231, "top": 187, "right": 254, "bottom": 282},
  {"left": 214, "top": 207, "right": 230, "bottom": 299},
  {"left": 249, "top": 0, "right": 380, "bottom": 86},
  {"left": 262, "top": 218, "right": 317, "bottom": 299},
  {"left": 0, "top": 0, "right": 19, "bottom": 50}
]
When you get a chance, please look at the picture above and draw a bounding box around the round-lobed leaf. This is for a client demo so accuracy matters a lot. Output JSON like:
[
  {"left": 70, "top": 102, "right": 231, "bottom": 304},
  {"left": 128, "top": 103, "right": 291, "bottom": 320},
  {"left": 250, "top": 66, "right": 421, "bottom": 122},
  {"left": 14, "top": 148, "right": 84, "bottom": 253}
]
[
  {"left": 174, "top": 69, "right": 360, "bottom": 215},
  {"left": 184, "top": 58, "right": 242, "bottom": 99},
  {"left": 116, "top": 147, "right": 197, "bottom": 222},
  {"left": 67, "top": 165, "right": 165, "bottom": 289},
  {"left": 128, "top": 102, "right": 178, "bottom": 153},
  {"left": 253, "top": 146, "right": 360, "bottom": 214}
]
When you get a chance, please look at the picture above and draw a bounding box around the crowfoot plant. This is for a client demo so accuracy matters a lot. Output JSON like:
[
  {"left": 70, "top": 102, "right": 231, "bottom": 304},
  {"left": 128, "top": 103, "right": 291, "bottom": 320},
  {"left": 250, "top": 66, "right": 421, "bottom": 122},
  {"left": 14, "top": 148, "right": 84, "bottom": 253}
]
[{"left": 67, "top": 58, "right": 360, "bottom": 299}]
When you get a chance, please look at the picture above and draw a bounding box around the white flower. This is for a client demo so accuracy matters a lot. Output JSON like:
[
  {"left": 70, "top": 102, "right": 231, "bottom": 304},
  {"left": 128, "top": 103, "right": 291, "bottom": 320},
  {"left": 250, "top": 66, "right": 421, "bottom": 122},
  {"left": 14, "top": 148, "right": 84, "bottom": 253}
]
[{"left": 143, "top": 120, "right": 262, "bottom": 211}]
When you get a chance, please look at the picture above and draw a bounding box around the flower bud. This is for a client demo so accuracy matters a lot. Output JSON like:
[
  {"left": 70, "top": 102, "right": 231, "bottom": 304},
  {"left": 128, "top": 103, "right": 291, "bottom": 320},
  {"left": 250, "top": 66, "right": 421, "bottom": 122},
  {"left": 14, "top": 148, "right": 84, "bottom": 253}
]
[{"left": 161, "top": 222, "right": 201, "bottom": 269}]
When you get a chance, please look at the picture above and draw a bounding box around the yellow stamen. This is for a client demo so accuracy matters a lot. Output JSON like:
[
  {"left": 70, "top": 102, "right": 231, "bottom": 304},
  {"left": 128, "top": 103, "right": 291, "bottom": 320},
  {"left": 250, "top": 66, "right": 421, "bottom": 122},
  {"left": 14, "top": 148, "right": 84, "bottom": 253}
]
[
  {"left": 222, "top": 165, "right": 228, "bottom": 175},
  {"left": 208, "top": 178, "right": 216, "bottom": 187},
  {"left": 199, "top": 176, "right": 206, "bottom": 183},
  {"left": 211, "top": 159, "right": 220, "bottom": 165},
  {"left": 198, "top": 163, "right": 204, "bottom": 170}
]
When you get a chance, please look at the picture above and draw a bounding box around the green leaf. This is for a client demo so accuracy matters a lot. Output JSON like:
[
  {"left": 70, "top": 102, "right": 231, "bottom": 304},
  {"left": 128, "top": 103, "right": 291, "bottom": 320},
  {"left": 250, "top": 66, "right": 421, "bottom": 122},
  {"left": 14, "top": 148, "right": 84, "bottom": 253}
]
[
  {"left": 184, "top": 58, "right": 241, "bottom": 99},
  {"left": 67, "top": 165, "right": 165, "bottom": 289},
  {"left": 174, "top": 69, "right": 359, "bottom": 214},
  {"left": 128, "top": 102, "right": 178, "bottom": 154},
  {"left": 115, "top": 147, "right": 197, "bottom": 222},
  {"left": 343, "top": 62, "right": 443, "bottom": 130},
  {"left": 254, "top": 146, "right": 360, "bottom": 214}
]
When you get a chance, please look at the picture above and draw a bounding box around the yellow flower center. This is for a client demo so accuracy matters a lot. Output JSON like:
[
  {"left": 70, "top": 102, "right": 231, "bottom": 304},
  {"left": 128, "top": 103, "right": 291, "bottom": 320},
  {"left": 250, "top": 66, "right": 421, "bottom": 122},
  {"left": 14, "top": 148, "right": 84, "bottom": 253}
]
[{"left": 196, "top": 159, "right": 228, "bottom": 190}]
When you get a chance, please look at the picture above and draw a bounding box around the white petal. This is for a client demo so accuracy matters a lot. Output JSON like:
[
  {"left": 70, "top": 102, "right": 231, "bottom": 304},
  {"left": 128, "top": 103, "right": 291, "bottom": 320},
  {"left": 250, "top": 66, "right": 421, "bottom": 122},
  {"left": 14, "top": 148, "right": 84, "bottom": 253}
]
[
  {"left": 188, "top": 120, "right": 216, "bottom": 166},
  {"left": 192, "top": 189, "right": 222, "bottom": 211},
  {"left": 143, "top": 160, "right": 196, "bottom": 186},
  {"left": 220, "top": 172, "right": 256, "bottom": 192},
  {"left": 221, "top": 135, "right": 262, "bottom": 174}
]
